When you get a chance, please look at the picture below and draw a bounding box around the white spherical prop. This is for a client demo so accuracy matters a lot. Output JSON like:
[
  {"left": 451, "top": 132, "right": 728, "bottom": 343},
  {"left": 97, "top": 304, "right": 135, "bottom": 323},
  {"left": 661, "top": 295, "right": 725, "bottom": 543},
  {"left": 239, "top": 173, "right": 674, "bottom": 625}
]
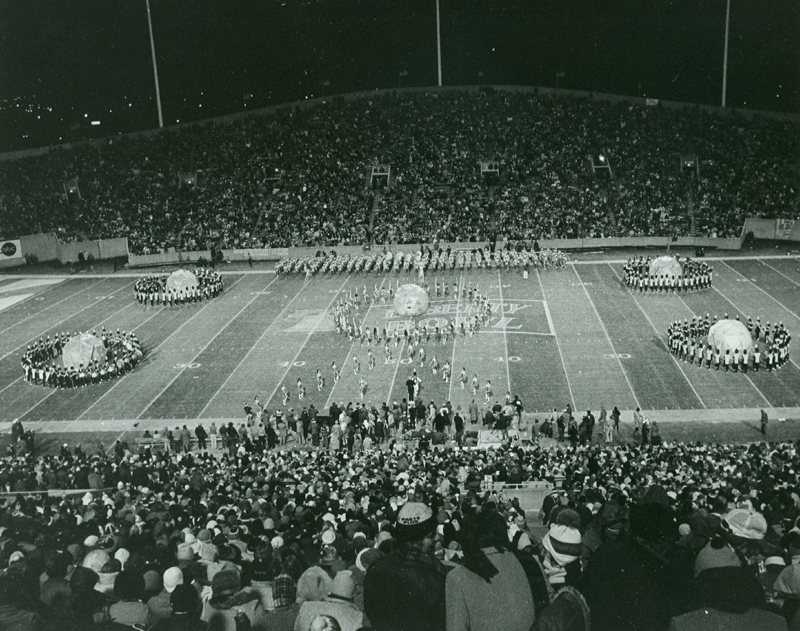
[
  {"left": 61, "top": 332, "right": 106, "bottom": 369},
  {"left": 166, "top": 269, "right": 199, "bottom": 294},
  {"left": 707, "top": 319, "right": 753, "bottom": 355},
  {"left": 394, "top": 284, "right": 430, "bottom": 316},
  {"left": 649, "top": 256, "right": 682, "bottom": 278}
]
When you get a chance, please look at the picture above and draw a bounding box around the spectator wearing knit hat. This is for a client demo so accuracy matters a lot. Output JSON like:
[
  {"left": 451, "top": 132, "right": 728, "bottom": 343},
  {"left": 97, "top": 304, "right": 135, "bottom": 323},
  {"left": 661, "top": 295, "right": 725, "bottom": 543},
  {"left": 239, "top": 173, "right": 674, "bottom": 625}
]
[
  {"left": 364, "top": 501, "right": 449, "bottom": 631},
  {"left": 540, "top": 522, "right": 582, "bottom": 589}
]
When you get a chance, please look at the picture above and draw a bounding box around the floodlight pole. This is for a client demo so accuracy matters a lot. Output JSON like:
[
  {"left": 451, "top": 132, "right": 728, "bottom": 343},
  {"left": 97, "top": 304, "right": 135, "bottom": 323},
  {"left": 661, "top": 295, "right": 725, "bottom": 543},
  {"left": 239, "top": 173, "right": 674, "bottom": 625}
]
[
  {"left": 721, "top": 0, "right": 731, "bottom": 107},
  {"left": 436, "top": 0, "right": 442, "bottom": 86},
  {"left": 146, "top": 0, "right": 164, "bottom": 127}
]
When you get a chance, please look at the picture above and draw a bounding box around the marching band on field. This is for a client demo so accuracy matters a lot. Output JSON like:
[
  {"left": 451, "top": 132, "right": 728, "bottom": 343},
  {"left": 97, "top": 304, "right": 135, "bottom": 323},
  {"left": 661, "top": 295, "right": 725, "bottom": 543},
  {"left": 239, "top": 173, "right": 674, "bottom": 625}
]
[
  {"left": 667, "top": 315, "right": 791, "bottom": 372},
  {"left": 21, "top": 329, "right": 143, "bottom": 388},
  {"left": 276, "top": 245, "right": 567, "bottom": 277},
  {"left": 623, "top": 256, "right": 713, "bottom": 292},
  {"left": 134, "top": 268, "right": 224, "bottom": 306}
]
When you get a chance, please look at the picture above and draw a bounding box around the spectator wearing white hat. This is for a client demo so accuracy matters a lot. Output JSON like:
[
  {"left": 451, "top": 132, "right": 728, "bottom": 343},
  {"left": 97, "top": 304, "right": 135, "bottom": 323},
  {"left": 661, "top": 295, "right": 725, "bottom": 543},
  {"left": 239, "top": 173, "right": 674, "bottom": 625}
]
[{"left": 148, "top": 566, "right": 184, "bottom": 625}]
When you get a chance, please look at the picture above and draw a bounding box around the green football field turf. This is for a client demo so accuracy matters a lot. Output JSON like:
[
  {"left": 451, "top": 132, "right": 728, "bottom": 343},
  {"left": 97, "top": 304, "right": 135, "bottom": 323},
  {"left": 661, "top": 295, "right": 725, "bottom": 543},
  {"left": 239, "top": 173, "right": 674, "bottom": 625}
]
[{"left": 1, "top": 256, "right": 799, "bottom": 443}]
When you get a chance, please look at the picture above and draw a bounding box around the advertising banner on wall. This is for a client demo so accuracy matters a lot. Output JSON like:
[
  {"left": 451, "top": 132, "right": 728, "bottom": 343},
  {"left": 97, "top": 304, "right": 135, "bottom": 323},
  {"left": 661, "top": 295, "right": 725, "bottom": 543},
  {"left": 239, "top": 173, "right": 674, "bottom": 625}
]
[{"left": 0, "top": 239, "right": 22, "bottom": 259}]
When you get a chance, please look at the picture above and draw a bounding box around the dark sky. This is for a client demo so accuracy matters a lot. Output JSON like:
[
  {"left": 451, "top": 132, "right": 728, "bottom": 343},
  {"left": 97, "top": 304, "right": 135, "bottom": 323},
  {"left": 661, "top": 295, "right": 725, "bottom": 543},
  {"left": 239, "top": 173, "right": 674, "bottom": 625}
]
[{"left": 1, "top": 0, "right": 798, "bottom": 150}]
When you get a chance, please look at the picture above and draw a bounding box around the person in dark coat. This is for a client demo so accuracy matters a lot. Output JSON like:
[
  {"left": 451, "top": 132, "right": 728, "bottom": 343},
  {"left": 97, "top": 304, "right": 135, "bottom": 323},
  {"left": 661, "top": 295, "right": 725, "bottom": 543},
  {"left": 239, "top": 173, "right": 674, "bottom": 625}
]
[
  {"left": 364, "top": 502, "right": 449, "bottom": 631},
  {"left": 581, "top": 502, "right": 688, "bottom": 631}
]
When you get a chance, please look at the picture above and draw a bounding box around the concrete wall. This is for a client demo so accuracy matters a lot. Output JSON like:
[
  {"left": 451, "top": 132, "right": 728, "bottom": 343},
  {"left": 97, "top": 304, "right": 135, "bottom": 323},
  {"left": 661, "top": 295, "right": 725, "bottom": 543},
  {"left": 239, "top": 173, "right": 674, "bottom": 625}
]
[{"left": 743, "top": 218, "right": 800, "bottom": 242}]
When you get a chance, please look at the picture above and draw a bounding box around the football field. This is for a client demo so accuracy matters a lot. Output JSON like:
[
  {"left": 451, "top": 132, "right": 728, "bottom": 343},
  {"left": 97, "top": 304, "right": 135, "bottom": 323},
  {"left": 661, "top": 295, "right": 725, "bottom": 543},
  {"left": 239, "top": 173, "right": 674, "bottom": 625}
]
[{"left": 1, "top": 256, "right": 800, "bottom": 444}]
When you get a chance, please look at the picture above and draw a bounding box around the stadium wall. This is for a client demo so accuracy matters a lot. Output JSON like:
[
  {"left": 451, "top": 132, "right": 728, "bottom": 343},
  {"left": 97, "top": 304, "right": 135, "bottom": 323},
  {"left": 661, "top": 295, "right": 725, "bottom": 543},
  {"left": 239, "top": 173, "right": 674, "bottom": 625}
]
[
  {"left": 743, "top": 218, "right": 800, "bottom": 241},
  {"left": 0, "top": 233, "right": 129, "bottom": 269}
]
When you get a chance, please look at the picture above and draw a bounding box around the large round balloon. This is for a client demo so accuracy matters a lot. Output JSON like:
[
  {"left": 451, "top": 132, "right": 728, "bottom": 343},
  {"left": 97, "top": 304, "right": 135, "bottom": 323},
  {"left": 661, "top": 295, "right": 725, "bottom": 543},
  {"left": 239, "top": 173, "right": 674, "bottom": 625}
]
[
  {"left": 707, "top": 319, "right": 753, "bottom": 355},
  {"left": 166, "top": 269, "right": 199, "bottom": 294},
  {"left": 394, "top": 284, "right": 429, "bottom": 316},
  {"left": 61, "top": 332, "right": 107, "bottom": 369},
  {"left": 649, "top": 256, "right": 682, "bottom": 278}
]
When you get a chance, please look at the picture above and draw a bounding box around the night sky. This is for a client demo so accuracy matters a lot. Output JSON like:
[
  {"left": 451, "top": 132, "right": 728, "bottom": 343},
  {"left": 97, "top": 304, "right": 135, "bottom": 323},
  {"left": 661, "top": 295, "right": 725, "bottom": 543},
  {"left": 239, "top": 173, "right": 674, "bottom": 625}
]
[{"left": 1, "top": 0, "right": 798, "bottom": 151}]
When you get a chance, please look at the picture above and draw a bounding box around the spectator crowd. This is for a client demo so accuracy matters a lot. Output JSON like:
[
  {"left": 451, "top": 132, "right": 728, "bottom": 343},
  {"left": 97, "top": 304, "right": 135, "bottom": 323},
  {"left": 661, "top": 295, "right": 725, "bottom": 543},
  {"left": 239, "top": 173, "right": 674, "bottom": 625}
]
[
  {"left": 2, "top": 404, "right": 800, "bottom": 630},
  {"left": 0, "top": 89, "right": 797, "bottom": 255}
]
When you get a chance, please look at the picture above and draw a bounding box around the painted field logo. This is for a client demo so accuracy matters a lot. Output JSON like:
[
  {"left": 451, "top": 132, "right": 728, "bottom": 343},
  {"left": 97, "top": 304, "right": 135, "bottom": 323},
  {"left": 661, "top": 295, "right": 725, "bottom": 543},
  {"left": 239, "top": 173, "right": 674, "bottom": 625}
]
[{"left": 1, "top": 242, "right": 17, "bottom": 257}]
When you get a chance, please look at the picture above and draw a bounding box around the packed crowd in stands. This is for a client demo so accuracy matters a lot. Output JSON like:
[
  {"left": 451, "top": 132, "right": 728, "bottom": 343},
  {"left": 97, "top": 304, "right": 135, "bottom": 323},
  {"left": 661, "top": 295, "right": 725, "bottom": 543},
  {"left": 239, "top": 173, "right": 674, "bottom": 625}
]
[
  {"left": 1, "top": 90, "right": 797, "bottom": 254},
  {"left": 20, "top": 330, "right": 143, "bottom": 390},
  {"left": 668, "top": 316, "right": 791, "bottom": 372},
  {"left": 134, "top": 268, "right": 224, "bottom": 306},
  {"left": 3, "top": 405, "right": 800, "bottom": 630},
  {"left": 622, "top": 256, "right": 713, "bottom": 292}
]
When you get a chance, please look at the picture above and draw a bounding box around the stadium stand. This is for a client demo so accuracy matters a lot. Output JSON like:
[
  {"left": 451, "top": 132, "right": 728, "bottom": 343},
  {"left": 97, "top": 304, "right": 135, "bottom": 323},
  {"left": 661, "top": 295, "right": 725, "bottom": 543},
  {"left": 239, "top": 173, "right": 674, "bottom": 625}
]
[{"left": 1, "top": 89, "right": 797, "bottom": 255}]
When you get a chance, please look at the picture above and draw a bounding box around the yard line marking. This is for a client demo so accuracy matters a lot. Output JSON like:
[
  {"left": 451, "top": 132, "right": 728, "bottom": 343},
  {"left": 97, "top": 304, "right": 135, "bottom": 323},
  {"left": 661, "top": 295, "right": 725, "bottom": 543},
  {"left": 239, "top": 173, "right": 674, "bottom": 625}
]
[
  {"left": 0, "top": 278, "right": 136, "bottom": 364},
  {"left": 572, "top": 266, "right": 641, "bottom": 409},
  {"left": 721, "top": 260, "right": 800, "bottom": 321},
  {"left": 262, "top": 274, "right": 354, "bottom": 412},
  {"left": 134, "top": 276, "right": 276, "bottom": 419},
  {"left": 0, "top": 277, "right": 107, "bottom": 337},
  {"left": 78, "top": 275, "right": 249, "bottom": 419},
  {"left": 447, "top": 272, "right": 463, "bottom": 403},
  {"left": 496, "top": 270, "right": 512, "bottom": 396},
  {"left": 759, "top": 260, "right": 800, "bottom": 288},
  {"left": 675, "top": 288, "right": 772, "bottom": 406},
  {"left": 323, "top": 275, "right": 387, "bottom": 411},
  {"left": 535, "top": 269, "right": 576, "bottom": 411},
  {"left": 716, "top": 261, "right": 800, "bottom": 371},
  {"left": 608, "top": 264, "right": 706, "bottom": 408}
]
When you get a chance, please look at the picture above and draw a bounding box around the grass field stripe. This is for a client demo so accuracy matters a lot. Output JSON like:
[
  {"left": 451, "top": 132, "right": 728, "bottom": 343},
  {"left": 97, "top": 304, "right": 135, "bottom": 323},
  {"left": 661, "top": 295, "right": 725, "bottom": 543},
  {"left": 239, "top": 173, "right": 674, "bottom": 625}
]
[
  {"left": 572, "top": 265, "right": 641, "bottom": 409},
  {"left": 676, "top": 288, "right": 773, "bottom": 406},
  {"left": 77, "top": 274, "right": 249, "bottom": 419},
  {"left": 0, "top": 278, "right": 136, "bottom": 365},
  {"left": 607, "top": 264, "right": 707, "bottom": 409},
  {"left": 447, "top": 272, "right": 463, "bottom": 403},
  {"left": 0, "top": 294, "right": 152, "bottom": 399},
  {"left": 194, "top": 274, "right": 315, "bottom": 418},
  {"left": 535, "top": 269, "right": 576, "bottom": 411},
  {"left": 0, "top": 277, "right": 107, "bottom": 338},
  {"left": 715, "top": 262, "right": 800, "bottom": 372},
  {"left": 322, "top": 274, "right": 388, "bottom": 411},
  {"left": 721, "top": 260, "right": 800, "bottom": 323},
  {"left": 134, "top": 276, "right": 265, "bottom": 419},
  {"left": 262, "top": 274, "right": 355, "bottom": 412},
  {"left": 496, "top": 269, "right": 512, "bottom": 396},
  {"left": 759, "top": 261, "right": 800, "bottom": 288}
]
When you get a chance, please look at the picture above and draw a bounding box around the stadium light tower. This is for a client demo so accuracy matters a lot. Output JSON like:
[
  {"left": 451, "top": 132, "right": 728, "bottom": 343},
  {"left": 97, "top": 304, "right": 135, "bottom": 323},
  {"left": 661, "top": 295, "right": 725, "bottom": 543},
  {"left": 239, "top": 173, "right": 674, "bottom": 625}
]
[
  {"left": 436, "top": 0, "right": 442, "bottom": 86},
  {"left": 145, "top": 0, "right": 164, "bottom": 127},
  {"left": 721, "top": 0, "right": 731, "bottom": 107}
]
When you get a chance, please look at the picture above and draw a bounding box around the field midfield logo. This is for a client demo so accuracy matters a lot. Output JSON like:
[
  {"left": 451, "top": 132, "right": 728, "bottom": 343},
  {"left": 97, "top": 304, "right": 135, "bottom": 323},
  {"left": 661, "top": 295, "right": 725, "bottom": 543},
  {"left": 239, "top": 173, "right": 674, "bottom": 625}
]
[{"left": 504, "top": 303, "right": 530, "bottom": 314}]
